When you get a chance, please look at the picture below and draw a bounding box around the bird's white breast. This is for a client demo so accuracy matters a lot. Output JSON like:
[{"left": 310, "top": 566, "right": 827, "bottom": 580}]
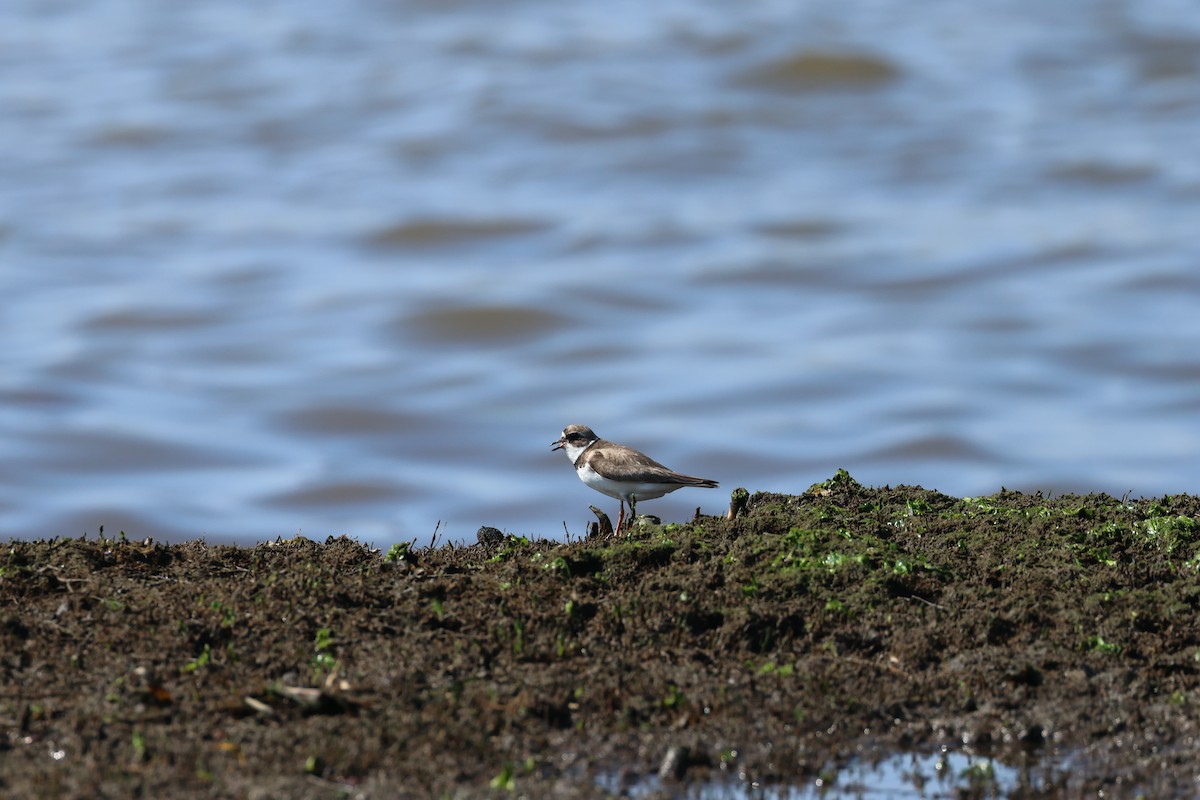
[{"left": 576, "top": 462, "right": 681, "bottom": 502}]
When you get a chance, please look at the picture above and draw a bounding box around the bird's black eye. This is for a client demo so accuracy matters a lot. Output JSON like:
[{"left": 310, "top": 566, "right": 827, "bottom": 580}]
[{"left": 567, "top": 432, "right": 584, "bottom": 441}]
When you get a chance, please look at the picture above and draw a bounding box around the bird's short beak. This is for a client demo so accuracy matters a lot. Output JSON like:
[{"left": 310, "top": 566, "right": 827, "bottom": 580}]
[{"left": 550, "top": 437, "right": 565, "bottom": 451}]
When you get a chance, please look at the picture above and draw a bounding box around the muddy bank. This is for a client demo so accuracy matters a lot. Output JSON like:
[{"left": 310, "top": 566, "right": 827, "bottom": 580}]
[{"left": 3, "top": 471, "right": 1199, "bottom": 798}]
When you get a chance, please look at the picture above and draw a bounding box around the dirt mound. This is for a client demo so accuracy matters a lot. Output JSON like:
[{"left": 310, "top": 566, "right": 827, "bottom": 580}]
[{"left": 3, "top": 471, "right": 1199, "bottom": 797}]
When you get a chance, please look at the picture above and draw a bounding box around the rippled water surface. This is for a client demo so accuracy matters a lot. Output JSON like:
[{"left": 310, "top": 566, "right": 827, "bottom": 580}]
[{"left": 3, "top": 0, "right": 1198, "bottom": 544}]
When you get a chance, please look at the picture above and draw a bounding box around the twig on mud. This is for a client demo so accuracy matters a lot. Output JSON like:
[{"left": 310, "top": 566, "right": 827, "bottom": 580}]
[
  {"left": 306, "top": 775, "right": 353, "bottom": 792},
  {"left": 900, "top": 593, "right": 945, "bottom": 610},
  {"left": 243, "top": 696, "right": 276, "bottom": 717},
  {"left": 814, "top": 653, "right": 913, "bottom": 680},
  {"left": 34, "top": 566, "right": 89, "bottom": 592},
  {"left": 588, "top": 506, "right": 614, "bottom": 538}
]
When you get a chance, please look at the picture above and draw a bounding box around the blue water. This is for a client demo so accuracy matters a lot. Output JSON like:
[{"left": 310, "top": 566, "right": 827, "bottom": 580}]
[
  {"left": 600, "top": 748, "right": 1040, "bottom": 798},
  {"left": 2, "top": 0, "right": 1198, "bottom": 545}
]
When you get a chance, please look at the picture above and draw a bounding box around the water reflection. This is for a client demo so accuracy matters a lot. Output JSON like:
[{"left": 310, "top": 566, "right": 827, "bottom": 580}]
[{"left": 598, "top": 747, "right": 1066, "bottom": 799}]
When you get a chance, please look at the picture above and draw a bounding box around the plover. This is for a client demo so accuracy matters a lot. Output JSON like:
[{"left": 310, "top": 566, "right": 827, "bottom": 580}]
[{"left": 551, "top": 424, "right": 718, "bottom": 533}]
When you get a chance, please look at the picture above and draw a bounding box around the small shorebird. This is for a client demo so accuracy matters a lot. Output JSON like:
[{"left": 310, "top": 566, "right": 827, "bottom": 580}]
[{"left": 551, "top": 424, "right": 718, "bottom": 533}]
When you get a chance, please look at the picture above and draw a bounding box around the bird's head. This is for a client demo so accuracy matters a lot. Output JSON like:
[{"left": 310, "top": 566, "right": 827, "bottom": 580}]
[{"left": 551, "top": 424, "right": 599, "bottom": 460}]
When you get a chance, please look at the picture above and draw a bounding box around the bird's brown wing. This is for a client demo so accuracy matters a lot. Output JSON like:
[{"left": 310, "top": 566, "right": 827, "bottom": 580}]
[{"left": 588, "top": 442, "right": 718, "bottom": 487}]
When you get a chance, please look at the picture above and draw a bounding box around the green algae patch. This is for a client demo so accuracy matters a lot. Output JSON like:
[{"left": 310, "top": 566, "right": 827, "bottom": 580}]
[{"left": 3, "top": 475, "right": 1200, "bottom": 798}]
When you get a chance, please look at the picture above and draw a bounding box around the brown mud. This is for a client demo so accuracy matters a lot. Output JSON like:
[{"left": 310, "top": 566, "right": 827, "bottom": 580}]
[{"left": 3, "top": 470, "right": 1200, "bottom": 798}]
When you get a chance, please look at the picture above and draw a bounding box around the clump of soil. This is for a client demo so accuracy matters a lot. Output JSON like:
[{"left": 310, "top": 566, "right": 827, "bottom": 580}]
[{"left": 3, "top": 470, "right": 1200, "bottom": 798}]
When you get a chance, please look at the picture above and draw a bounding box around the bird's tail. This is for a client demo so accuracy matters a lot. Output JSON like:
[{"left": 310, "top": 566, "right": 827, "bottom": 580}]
[{"left": 675, "top": 475, "right": 718, "bottom": 488}]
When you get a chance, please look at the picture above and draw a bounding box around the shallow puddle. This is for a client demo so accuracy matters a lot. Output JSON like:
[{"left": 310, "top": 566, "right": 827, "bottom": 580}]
[{"left": 598, "top": 747, "right": 1069, "bottom": 798}]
